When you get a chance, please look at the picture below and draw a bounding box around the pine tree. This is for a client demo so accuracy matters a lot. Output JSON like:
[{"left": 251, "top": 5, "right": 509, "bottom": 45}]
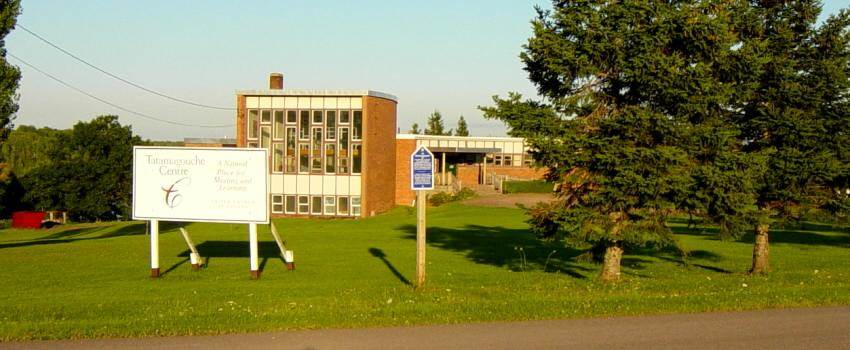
[
  {"left": 425, "top": 110, "right": 451, "bottom": 136},
  {"left": 0, "top": 0, "right": 21, "bottom": 143},
  {"left": 482, "top": 1, "right": 743, "bottom": 281},
  {"left": 455, "top": 116, "right": 469, "bottom": 136},
  {"left": 410, "top": 123, "right": 421, "bottom": 134},
  {"left": 728, "top": 3, "right": 850, "bottom": 274}
]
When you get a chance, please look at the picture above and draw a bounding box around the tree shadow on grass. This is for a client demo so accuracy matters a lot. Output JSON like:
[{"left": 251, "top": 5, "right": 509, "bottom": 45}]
[
  {"left": 671, "top": 223, "right": 850, "bottom": 248},
  {"left": 0, "top": 221, "right": 182, "bottom": 250},
  {"left": 397, "top": 224, "right": 592, "bottom": 279}
]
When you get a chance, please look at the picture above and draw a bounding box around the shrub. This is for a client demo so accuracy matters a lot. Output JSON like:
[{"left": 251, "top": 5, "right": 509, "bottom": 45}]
[
  {"left": 429, "top": 187, "right": 477, "bottom": 206},
  {"left": 503, "top": 180, "right": 553, "bottom": 194}
]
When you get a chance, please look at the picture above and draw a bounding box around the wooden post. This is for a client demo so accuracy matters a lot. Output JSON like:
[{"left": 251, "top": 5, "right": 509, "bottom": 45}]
[
  {"left": 416, "top": 190, "right": 427, "bottom": 289},
  {"left": 150, "top": 219, "right": 160, "bottom": 278},
  {"left": 482, "top": 154, "right": 488, "bottom": 185},
  {"left": 441, "top": 152, "right": 447, "bottom": 186},
  {"left": 249, "top": 223, "right": 260, "bottom": 279}
]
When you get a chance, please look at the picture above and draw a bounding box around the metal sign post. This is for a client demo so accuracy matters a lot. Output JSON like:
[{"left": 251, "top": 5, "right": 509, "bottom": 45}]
[{"left": 411, "top": 146, "right": 434, "bottom": 289}]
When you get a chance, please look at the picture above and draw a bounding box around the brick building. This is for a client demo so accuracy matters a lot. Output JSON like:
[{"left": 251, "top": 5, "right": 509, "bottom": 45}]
[{"left": 235, "top": 74, "right": 544, "bottom": 218}]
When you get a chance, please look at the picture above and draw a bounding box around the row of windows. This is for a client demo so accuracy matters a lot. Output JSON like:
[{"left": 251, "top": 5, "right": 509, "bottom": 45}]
[
  {"left": 486, "top": 153, "right": 533, "bottom": 167},
  {"left": 271, "top": 195, "right": 361, "bottom": 216},
  {"left": 247, "top": 109, "right": 363, "bottom": 174},
  {"left": 247, "top": 109, "right": 362, "bottom": 141}
]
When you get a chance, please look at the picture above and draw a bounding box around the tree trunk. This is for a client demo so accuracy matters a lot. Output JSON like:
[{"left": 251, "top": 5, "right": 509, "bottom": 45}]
[
  {"left": 600, "top": 241, "right": 623, "bottom": 282},
  {"left": 749, "top": 224, "right": 770, "bottom": 274}
]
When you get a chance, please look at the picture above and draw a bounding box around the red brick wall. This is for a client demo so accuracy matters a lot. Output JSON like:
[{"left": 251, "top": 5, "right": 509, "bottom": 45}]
[
  {"left": 362, "top": 96, "right": 398, "bottom": 217},
  {"left": 456, "top": 164, "right": 480, "bottom": 187},
  {"left": 394, "top": 139, "right": 416, "bottom": 205},
  {"left": 236, "top": 95, "right": 246, "bottom": 147}
]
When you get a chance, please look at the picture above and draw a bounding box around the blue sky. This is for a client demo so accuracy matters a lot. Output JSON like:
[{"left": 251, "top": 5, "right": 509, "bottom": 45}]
[{"left": 6, "top": 1, "right": 847, "bottom": 140}]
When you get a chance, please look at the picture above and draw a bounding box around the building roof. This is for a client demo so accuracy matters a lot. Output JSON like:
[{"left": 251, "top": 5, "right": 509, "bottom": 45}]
[
  {"left": 236, "top": 89, "right": 397, "bottom": 102},
  {"left": 395, "top": 134, "right": 523, "bottom": 142}
]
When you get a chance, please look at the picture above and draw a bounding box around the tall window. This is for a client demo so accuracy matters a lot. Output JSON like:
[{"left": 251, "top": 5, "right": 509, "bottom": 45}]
[
  {"left": 285, "top": 195, "right": 296, "bottom": 214},
  {"left": 338, "top": 127, "right": 349, "bottom": 173},
  {"left": 299, "top": 144, "right": 310, "bottom": 173},
  {"left": 324, "top": 196, "right": 336, "bottom": 215},
  {"left": 311, "top": 196, "right": 322, "bottom": 214},
  {"left": 351, "top": 196, "right": 361, "bottom": 216},
  {"left": 352, "top": 144, "right": 362, "bottom": 174},
  {"left": 311, "top": 128, "right": 323, "bottom": 173},
  {"left": 325, "top": 144, "right": 336, "bottom": 173},
  {"left": 298, "top": 196, "right": 309, "bottom": 214},
  {"left": 338, "top": 197, "right": 350, "bottom": 215},
  {"left": 273, "top": 111, "right": 284, "bottom": 139},
  {"left": 285, "top": 127, "right": 297, "bottom": 172},
  {"left": 248, "top": 110, "right": 259, "bottom": 139},
  {"left": 261, "top": 126, "right": 271, "bottom": 148},
  {"left": 326, "top": 111, "right": 336, "bottom": 140},
  {"left": 273, "top": 143, "right": 284, "bottom": 173},
  {"left": 352, "top": 111, "right": 362, "bottom": 140},
  {"left": 299, "top": 111, "right": 310, "bottom": 139}
]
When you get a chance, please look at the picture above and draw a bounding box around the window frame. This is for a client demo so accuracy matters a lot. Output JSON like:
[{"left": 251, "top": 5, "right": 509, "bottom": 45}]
[
  {"left": 298, "top": 195, "right": 309, "bottom": 214},
  {"left": 272, "top": 195, "right": 283, "bottom": 213},
  {"left": 323, "top": 196, "right": 336, "bottom": 216}
]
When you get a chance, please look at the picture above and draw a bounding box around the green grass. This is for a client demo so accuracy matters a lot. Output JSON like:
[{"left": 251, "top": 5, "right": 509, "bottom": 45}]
[
  {"left": 502, "top": 180, "right": 553, "bottom": 193},
  {"left": 1, "top": 204, "right": 849, "bottom": 340}
]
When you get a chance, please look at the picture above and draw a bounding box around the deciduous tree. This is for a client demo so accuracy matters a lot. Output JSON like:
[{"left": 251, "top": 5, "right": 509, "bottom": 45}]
[{"left": 0, "top": 0, "right": 21, "bottom": 142}]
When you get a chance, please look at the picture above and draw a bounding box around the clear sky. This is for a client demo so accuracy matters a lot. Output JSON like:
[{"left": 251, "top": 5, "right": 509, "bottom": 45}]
[{"left": 6, "top": 1, "right": 848, "bottom": 141}]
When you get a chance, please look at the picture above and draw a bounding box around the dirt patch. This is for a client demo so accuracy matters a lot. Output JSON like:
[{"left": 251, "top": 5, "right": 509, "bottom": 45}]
[{"left": 462, "top": 193, "right": 555, "bottom": 208}]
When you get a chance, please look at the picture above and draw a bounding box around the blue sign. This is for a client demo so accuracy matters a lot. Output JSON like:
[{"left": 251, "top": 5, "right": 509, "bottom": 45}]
[{"left": 411, "top": 146, "right": 434, "bottom": 190}]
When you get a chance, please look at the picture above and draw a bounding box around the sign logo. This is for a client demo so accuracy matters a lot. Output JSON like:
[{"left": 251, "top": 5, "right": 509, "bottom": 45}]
[
  {"left": 162, "top": 177, "right": 190, "bottom": 208},
  {"left": 411, "top": 146, "right": 434, "bottom": 191}
]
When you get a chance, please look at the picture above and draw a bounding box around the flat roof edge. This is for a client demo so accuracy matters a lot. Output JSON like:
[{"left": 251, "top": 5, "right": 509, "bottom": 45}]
[
  {"left": 236, "top": 89, "right": 397, "bottom": 102},
  {"left": 396, "top": 134, "right": 523, "bottom": 142}
]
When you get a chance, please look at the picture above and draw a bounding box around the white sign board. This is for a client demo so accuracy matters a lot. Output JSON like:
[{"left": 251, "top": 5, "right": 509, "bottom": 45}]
[
  {"left": 132, "top": 146, "right": 269, "bottom": 224},
  {"left": 411, "top": 146, "right": 434, "bottom": 191}
]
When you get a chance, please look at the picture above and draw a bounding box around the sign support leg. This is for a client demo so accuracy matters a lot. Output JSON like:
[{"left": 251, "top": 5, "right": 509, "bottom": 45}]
[
  {"left": 249, "top": 223, "right": 260, "bottom": 279},
  {"left": 270, "top": 224, "right": 295, "bottom": 270},
  {"left": 179, "top": 227, "right": 203, "bottom": 270},
  {"left": 416, "top": 191, "right": 427, "bottom": 289},
  {"left": 150, "top": 219, "right": 160, "bottom": 278}
]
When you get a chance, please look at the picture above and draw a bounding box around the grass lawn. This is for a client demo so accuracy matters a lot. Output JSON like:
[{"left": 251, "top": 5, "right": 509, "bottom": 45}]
[{"left": 1, "top": 204, "right": 849, "bottom": 340}]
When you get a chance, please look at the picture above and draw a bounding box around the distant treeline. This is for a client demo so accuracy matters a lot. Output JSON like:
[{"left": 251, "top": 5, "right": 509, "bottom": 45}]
[{"left": 0, "top": 116, "right": 182, "bottom": 221}]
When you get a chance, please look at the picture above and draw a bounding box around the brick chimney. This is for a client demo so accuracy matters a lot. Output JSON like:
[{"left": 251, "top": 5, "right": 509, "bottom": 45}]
[{"left": 269, "top": 73, "right": 283, "bottom": 90}]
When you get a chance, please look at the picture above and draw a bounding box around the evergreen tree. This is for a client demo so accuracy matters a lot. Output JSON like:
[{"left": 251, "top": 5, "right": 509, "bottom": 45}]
[
  {"left": 0, "top": 0, "right": 21, "bottom": 143},
  {"left": 455, "top": 116, "right": 469, "bottom": 136},
  {"left": 425, "top": 110, "right": 451, "bottom": 135},
  {"left": 727, "top": 3, "right": 850, "bottom": 274},
  {"left": 482, "top": 1, "right": 742, "bottom": 281},
  {"left": 410, "top": 122, "right": 421, "bottom": 134}
]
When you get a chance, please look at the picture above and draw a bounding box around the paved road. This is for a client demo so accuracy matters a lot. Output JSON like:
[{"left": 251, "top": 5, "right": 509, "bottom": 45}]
[{"left": 4, "top": 306, "right": 850, "bottom": 349}]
